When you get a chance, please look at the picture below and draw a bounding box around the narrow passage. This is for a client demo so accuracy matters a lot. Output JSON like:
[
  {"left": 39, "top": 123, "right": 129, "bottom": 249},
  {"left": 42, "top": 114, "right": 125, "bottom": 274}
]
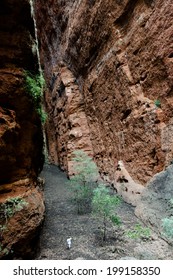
[{"left": 37, "top": 164, "right": 173, "bottom": 260}]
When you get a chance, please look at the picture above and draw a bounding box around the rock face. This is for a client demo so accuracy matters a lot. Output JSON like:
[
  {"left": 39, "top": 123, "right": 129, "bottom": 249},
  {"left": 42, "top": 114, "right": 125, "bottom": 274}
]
[
  {"left": 135, "top": 165, "right": 173, "bottom": 239},
  {"left": 35, "top": 0, "right": 173, "bottom": 184},
  {"left": 0, "top": 0, "right": 45, "bottom": 259},
  {"left": 44, "top": 65, "right": 94, "bottom": 175},
  {"left": 0, "top": 178, "right": 45, "bottom": 259}
]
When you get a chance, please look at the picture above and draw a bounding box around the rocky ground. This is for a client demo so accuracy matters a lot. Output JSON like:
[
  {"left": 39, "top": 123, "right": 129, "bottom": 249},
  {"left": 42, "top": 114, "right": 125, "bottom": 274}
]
[{"left": 37, "top": 164, "right": 173, "bottom": 260}]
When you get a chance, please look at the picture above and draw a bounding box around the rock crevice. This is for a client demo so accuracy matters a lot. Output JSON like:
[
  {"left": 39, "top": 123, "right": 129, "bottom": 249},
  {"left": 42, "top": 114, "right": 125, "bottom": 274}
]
[{"left": 0, "top": 0, "right": 45, "bottom": 259}]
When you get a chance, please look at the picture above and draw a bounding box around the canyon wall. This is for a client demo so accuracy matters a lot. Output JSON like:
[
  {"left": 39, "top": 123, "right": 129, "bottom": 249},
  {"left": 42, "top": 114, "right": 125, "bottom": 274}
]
[
  {"left": 35, "top": 0, "right": 173, "bottom": 184},
  {"left": 135, "top": 164, "right": 173, "bottom": 239},
  {"left": 0, "top": 0, "right": 44, "bottom": 259}
]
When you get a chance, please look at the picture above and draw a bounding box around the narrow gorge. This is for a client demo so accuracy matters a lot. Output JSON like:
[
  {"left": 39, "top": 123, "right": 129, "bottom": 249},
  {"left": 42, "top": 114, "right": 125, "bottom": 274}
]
[{"left": 0, "top": 0, "right": 173, "bottom": 259}]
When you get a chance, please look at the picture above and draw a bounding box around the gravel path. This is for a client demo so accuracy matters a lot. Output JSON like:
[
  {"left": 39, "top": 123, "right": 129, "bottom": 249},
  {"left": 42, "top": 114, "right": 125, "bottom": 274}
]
[{"left": 37, "top": 164, "right": 173, "bottom": 260}]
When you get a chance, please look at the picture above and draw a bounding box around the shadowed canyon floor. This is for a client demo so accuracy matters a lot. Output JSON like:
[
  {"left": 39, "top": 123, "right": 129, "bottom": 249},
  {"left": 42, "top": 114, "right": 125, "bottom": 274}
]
[{"left": 37, "top": 164, "right": 173, "bottom": 260}]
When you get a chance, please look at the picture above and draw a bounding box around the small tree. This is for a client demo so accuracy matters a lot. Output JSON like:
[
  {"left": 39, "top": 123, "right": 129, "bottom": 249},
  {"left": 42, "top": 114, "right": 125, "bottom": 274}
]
[
  {"left": 92, "top": 185, "right": 121, "bottom": 242},
  {"left": 69, "top": 150, "right": 99, "bottom": 214}
]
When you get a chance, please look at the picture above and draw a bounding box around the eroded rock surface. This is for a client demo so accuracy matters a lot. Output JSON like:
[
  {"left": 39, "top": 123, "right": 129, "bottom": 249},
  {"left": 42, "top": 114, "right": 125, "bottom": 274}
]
[
  {"left": 0, "top": 0, "right": 44, "bottom": 259},
  {"left": 44, "top": 66, "right": 93, "bottom": 175},
  {"left": 35, "top": 0, "right": 173, "bottom": 184},
  {"left": 135, "top": 165, "right": 173, "bottom": 240},
  {"left": 0, "top": 178, "right": 44, "bottom": 259}
]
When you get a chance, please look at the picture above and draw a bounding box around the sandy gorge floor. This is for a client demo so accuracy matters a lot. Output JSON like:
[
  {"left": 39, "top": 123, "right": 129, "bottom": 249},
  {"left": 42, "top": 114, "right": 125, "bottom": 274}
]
[{"left": 37, "top": 164, "right": 173, "bottom": 260}]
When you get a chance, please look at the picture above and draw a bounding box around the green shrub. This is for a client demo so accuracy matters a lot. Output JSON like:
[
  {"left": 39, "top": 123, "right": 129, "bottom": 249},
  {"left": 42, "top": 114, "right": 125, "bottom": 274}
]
[
  {"left": 25, "top": 71, "right": 45, "bottom": 103},
  {"left": 126, "top": 224, "right": 150, "bottom": 240},
  {"left": 69, "top": 150, "right": 99, "bottom": 214},
  {"left": 24, "top": 71, "right": 47, "bottom": 123},
  {"left": 0, "top": 197, "right": 28, "bottom": 222},
  {"left": 92, "top": 185, "right": 121, "bottom": 241},
  {"left": 36, "top": 107, "right": 48, "bottom": 124},
  {"left": 162, "top": 217, "right": 173, "bottom": 239}
]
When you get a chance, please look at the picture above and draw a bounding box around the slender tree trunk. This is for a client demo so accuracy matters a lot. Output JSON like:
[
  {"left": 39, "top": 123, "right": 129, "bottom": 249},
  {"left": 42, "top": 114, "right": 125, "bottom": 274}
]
[{"left": 103, "top": 215, "right": 106, "bottom": 242}]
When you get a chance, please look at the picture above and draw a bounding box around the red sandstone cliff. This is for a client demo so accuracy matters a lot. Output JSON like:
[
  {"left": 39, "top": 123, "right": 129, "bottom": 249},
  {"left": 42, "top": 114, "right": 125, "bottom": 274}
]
[
  {"left": 35, "top": 0, "right": 173, "bottom": 184},
  {"left": 0, "top": 0, "right": 44, "bottom": 259},
  {"left": 2, "top": 0, "right": 172, "bottom": 259}
]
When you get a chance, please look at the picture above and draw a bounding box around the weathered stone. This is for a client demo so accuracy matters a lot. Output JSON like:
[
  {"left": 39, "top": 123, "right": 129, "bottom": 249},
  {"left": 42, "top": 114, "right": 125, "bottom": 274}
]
[
  {"left": 0, "top": 0, "right": 44, "bottom": 259},
  {"left": 35, "top": 0, "right": 173, "bottom": 185},
  {"left": 44, "top": 66, "right": 93, "bottom": 175},
  {"left": 0, "top": 179, "right": 45, "bottom": 259},
  {"left": 135, "top": 165, "right": 173, "bottom": 238}
]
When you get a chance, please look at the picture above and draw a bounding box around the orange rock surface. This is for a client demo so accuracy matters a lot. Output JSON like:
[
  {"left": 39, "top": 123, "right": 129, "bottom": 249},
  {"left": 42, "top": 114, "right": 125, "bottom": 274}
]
[{"left": 36, "top": 0, "right": 173, "bottom": 184}]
